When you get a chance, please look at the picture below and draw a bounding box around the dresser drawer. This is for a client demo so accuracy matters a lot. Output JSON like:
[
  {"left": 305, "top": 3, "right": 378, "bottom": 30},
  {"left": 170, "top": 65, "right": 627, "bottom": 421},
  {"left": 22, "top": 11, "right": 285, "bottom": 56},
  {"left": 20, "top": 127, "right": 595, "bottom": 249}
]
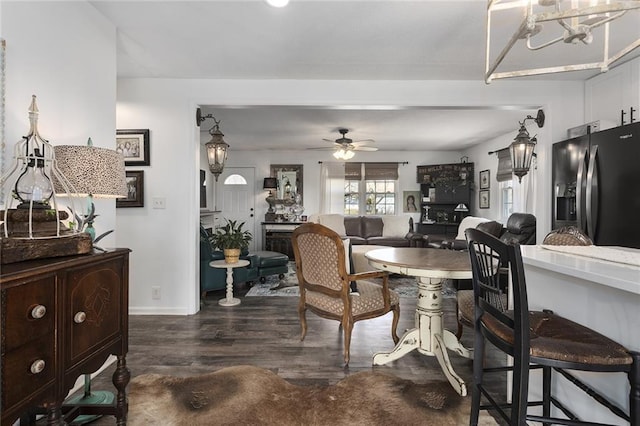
[
  {"left": 2, "top": 275, "right": 56, "bottom": 352},
  {"left": 2, "top": 333, "right": 56, "bottom": 409}
]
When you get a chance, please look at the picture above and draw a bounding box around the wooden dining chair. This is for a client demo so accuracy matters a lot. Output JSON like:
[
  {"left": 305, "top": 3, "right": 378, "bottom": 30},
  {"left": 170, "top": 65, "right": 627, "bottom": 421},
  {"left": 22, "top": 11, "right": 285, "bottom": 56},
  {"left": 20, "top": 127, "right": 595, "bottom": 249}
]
[
  {"left": 291, "top": 223, "right": 400, "bottom": 365},
  {"left": 465, "top": 228, "right": 639, "bottom": 426}
]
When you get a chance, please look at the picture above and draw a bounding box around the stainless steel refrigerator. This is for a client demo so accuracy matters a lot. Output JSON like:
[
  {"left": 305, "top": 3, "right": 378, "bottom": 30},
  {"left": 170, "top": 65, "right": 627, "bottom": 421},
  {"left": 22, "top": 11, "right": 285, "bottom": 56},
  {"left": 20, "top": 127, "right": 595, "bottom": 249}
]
[{"left": 552, "top": 121, "right": 640, "bottom": 248}]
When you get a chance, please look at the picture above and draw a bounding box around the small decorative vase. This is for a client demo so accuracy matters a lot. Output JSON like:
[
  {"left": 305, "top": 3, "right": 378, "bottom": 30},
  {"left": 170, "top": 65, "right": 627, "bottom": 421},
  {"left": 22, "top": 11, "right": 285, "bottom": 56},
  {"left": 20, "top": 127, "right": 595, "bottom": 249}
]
[{"left": 223, "top": 248, "right": 241, "bottom": 264}]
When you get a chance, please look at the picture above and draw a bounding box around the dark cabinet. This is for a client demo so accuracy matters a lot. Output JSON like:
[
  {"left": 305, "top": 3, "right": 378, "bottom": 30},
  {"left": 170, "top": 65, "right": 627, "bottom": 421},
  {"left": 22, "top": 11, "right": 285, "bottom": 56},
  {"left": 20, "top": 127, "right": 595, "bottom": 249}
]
[
  {"left": 262, "top": 223, "right": 301, "bottom": 259},
  {"left": 1, "top": 249, "right": 131, "bottom": 425},
  {"left": 416, "top": 162, "right": 473, "bottom": 233}
]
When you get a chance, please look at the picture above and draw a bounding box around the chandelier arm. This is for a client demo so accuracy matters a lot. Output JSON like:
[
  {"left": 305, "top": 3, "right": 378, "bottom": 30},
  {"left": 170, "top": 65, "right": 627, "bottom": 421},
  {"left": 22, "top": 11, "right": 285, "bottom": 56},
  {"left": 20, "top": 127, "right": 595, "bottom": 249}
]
[
  {"left": 606, "top": 37, "right": 640, "bottom": 68},
  {"left": 588, "top": 10, "right": 627, "bottom": 29},
  {"left": 526, "top": 34, "right": 563, "bottom": 51},
  {"left": 557, "top": 17, "right": 574, "bottom": 34},
  {"left": 486, "top": 18, "right": 530, "bottom": 82},
  {"left": 534, "top": 3, "right": 639, "bottom": 23}
]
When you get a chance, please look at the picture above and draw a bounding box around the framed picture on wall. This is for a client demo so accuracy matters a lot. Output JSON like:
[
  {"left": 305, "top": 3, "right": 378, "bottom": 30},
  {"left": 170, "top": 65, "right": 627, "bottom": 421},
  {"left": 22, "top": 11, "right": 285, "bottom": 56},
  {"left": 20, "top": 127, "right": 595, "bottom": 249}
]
[
  {"left": 403, "top": 191, "right": 420, "bottom": 213},
  {"left": 479, "top": 189, "right": 490, "bottom": 209},
  {"left": 479, "top": 169, "right": 490, "bottom": 189},
  {"left": 117, "top": 171, "right": 144, "bottom": 208},
  {"left": 116, "top": 129, "right": 150, "bottom": 166}
]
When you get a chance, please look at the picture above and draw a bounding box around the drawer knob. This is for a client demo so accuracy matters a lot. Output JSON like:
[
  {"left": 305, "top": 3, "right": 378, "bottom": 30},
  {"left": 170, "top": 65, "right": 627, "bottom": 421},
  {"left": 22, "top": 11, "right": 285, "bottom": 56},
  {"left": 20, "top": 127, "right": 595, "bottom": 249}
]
[
  {"left": 31, "top": 305, "right": 47, "bottom": 319},
  {"left": 74, "top": 311, "right": 87, "bottom": 324},
  {"left": 30, "top": 359, "right": 45, "bottom": 374}
]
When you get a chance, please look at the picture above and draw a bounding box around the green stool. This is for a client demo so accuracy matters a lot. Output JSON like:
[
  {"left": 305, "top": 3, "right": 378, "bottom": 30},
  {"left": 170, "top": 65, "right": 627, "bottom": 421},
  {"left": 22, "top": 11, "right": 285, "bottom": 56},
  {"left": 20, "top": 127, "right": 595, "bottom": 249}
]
[{"left": 254, "top": 251, "right": 289, "bottom": 283}]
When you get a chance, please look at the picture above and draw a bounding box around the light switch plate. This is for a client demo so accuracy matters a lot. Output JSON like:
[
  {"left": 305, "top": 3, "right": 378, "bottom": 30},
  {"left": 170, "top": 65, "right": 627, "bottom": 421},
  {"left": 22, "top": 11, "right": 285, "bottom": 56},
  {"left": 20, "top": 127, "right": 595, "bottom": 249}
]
[{"left": 152, "top": 197, "right": 166, "bottom": 209}]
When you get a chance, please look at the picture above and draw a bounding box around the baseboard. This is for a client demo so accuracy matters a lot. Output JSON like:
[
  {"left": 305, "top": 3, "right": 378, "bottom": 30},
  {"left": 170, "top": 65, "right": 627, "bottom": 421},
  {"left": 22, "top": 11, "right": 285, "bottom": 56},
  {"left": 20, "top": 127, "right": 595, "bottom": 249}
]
[{"left": 129, "top": 306, "right": 192, "bottom": 315}]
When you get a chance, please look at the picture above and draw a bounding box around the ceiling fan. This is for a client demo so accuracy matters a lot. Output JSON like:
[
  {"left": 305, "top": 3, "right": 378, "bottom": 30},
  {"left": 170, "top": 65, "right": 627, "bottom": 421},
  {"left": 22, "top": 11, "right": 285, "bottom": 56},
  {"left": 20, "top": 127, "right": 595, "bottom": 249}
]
[{"left": 311, "top": 128, "right": 378, "bottom": 159}]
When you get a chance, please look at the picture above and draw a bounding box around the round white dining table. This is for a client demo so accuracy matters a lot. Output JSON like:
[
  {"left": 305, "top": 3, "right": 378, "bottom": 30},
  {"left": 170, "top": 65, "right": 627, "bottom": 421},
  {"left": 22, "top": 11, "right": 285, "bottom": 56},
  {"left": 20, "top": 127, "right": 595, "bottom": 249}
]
[{"left": 366, "top": 247, "right": 472, "bottom": 396}]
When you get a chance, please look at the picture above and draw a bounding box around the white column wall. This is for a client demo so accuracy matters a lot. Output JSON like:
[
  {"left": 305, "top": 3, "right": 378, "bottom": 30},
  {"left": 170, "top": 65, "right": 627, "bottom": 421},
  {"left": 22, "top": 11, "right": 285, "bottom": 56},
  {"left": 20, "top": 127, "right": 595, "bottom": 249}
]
[
  {"left": 1, "top": 4, "right": 118, "bottom": 244},
  {"left": 117, "top": 78, "right": 584, "bottom": 315}
]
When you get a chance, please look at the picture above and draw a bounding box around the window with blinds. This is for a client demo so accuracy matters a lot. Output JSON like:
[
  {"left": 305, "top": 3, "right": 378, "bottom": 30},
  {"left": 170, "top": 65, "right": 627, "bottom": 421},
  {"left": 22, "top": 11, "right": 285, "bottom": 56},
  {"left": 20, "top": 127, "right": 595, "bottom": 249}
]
[{"left": 343, "top": 162, "right": 398, "bottom": 215}]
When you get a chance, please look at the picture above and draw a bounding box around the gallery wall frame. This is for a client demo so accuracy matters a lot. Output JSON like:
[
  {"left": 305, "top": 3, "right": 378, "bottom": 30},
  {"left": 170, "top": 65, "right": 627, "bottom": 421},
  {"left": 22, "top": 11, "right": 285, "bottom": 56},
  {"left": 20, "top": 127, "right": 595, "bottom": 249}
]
[
  {"left": 479, "top": 169, "right": 490, "bottom": 189},
  {"left": 116, "top": 129, "right": 150, "bottom": 166},
  {"left": 403, "top": 190, "right": 420, "bottom": 213},
  {"left": 117, "top": 170, "right": 144, "bottom": 208},
  {"left": 479, "top": 189, "right": 490, "bottom": 209}
]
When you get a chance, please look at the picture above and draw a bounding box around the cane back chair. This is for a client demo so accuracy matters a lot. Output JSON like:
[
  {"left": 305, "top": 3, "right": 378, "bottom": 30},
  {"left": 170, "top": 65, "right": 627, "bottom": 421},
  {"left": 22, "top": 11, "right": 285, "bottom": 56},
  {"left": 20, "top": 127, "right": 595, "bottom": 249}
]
[{"left": 291, "top": 223, "right": 400, "bottom": 365}]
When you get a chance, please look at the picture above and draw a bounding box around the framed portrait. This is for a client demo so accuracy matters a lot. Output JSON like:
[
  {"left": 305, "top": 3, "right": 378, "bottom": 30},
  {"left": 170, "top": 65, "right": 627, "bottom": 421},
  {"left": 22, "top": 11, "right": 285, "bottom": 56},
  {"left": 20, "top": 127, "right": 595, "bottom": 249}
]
[
  {"left": 479, "top": 189, "right": 490, "bottom": 209},
  {"left": 117, "top": 171, "right": 144, "bottom": 208},
  {"left": 116, "top": 129, "right": 150, "bottom": 166},
  {"left": 479, "top": 169, "right": 490, "bottom": 189},
  {"left": 403, "top": 190, "right": 420, "bottom": 213}
]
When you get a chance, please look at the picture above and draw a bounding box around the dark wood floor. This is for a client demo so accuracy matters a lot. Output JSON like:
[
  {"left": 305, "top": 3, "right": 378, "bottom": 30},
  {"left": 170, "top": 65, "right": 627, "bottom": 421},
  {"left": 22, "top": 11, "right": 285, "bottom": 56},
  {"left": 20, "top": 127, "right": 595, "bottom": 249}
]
[{"left": 71, "top": 283, "right": 507, "bottom": 424}]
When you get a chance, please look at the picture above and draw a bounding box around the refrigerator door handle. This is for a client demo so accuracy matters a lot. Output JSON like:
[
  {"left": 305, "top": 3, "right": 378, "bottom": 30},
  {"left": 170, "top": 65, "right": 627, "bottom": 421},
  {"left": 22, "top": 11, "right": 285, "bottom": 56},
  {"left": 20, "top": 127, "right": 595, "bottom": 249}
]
[
  {"left": 585, "top": 145, "right": 599, "bottom": 239},
  {"left": 576, "top": 148, "right": 589, "bottom": 232}
]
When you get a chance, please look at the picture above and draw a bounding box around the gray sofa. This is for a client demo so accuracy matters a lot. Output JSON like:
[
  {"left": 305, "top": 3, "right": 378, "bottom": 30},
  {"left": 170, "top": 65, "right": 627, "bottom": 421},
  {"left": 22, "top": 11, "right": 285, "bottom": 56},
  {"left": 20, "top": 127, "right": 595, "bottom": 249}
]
[{"left": 308, "top": 214, "right": 424, "bottom": 247}]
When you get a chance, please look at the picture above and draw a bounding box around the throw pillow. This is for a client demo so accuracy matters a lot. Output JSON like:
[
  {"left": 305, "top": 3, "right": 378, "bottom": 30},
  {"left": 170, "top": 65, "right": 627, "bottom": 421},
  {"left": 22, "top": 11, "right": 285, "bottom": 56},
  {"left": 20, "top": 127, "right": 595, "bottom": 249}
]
[
  {"left": 455, "top": 216, "right": 491, "bottom": 240},
  {"left": 382, "top": 215, "right": 409, "bottom": 237},
  {"left": 318, "top": 214, "right": 346, "bottom": 236}
]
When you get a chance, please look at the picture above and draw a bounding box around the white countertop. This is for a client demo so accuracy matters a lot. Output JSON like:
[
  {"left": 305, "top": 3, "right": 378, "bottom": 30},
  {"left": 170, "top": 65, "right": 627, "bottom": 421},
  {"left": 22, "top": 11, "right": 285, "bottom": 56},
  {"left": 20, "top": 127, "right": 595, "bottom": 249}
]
[{"left": 520, "top": 245, "right": 640, "bottom": 295}]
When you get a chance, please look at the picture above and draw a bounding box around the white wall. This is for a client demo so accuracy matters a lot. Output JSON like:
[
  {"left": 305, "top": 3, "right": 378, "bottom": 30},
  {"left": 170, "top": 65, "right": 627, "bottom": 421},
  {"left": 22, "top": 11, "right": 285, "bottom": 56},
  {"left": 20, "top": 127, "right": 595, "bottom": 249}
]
[
  {"left": 117, "top": 78, "right": 584, "bottom": 315},
  {"left": 464, "top": 88, "right": 586, "bottom": 243},
  {"left": 1, "top": 3, "right": 117, "bottom": 241}
]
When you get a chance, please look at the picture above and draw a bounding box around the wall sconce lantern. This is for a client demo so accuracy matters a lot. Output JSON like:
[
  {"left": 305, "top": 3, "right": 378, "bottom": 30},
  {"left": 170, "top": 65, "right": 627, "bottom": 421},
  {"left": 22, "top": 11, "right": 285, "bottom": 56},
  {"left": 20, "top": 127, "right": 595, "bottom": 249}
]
[
  {"left": 196, "top": 108, "right": 229, "bottom": 182},
  {"left": 510, "top": 109, "right": 544, "bottom": 183}
]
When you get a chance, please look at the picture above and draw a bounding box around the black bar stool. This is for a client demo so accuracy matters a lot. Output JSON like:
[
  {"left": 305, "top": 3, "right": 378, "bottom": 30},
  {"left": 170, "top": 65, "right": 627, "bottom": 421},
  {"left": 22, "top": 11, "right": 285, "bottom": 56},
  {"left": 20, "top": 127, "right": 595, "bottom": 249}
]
[{"left": 465, "top": 228, "right": 639, "bottom": 426}]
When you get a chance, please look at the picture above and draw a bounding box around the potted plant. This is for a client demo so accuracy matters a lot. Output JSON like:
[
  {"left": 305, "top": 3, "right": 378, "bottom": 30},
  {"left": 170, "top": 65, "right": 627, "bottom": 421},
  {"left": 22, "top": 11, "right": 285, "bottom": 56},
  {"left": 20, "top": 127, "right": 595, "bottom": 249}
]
[{"left": 210, "top": 219, "right": 253, "bottom": 263}]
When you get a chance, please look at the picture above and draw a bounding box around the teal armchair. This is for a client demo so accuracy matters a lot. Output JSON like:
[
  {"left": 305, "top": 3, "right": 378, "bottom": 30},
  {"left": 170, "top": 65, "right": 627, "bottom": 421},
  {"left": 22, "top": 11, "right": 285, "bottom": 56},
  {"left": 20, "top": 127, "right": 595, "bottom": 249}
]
[{"left": 200, "top": 227, "right": 259, "bottom": 299}]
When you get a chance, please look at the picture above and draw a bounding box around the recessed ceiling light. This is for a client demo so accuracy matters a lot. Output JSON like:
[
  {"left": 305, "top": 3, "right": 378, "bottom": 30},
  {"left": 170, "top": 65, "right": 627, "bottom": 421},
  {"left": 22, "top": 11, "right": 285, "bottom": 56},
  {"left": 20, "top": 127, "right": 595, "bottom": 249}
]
[{"left": 266, "top": 0, "right": 289, "bottom": 7}]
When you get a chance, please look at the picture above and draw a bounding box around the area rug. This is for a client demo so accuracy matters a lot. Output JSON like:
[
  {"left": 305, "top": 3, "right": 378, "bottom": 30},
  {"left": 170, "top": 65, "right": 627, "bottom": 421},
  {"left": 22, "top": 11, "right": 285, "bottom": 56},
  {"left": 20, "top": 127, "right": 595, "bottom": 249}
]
[
  {"left": 128, "top": 365, "right": 497, "bottom": 425},
  {"left": 246, "top": 262, "right": 456, "bottom": 299}
]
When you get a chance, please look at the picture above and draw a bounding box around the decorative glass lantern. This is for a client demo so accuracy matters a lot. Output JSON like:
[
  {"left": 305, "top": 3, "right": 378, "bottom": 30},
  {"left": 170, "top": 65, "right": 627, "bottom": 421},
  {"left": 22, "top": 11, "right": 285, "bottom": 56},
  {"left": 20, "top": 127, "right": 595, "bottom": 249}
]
[{"left": 0, "top": 96, "right": 88, "bottom": 262}]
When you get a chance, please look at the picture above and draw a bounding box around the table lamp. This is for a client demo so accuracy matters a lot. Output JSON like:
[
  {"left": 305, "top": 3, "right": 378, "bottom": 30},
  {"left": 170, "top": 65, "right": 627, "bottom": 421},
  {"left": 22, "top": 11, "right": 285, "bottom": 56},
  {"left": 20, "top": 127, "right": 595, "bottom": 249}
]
[
  {"left": 263, "top": 177, "right": 278, "bottom": 214},
  {"left": 454, "top": 203, "right": 469, "bottom": 223},
  {"left": 53, "top": 138, "right": 127, "bottom": 244}
]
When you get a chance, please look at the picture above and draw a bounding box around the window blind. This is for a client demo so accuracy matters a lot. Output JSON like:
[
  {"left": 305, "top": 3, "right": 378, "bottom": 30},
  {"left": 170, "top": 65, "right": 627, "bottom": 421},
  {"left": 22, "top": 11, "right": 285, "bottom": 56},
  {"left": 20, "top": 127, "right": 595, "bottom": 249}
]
[
  {"left": 344, "top": 162, "right": 362, "bottom": 180},
  {"left": 364, "top": 162, "right": 399, "bottom": 180},
  {"left": 496, "top": 148, "right": 513, "bottom": 182}
]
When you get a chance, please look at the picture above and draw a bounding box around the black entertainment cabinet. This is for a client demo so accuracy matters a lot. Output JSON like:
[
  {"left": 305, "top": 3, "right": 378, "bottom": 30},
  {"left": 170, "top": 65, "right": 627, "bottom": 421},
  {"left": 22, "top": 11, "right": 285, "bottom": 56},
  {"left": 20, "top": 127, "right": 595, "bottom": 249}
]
[{"left": 416, "top": 162, "right": 474, "bottom": 235}]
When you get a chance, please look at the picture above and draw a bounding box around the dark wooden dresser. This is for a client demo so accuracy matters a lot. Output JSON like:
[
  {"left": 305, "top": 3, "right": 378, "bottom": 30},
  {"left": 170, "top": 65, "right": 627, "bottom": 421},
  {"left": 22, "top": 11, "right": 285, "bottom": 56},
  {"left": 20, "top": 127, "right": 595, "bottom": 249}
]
[{"left": 1, "top": 248, "right": 131, "bottom": 425}]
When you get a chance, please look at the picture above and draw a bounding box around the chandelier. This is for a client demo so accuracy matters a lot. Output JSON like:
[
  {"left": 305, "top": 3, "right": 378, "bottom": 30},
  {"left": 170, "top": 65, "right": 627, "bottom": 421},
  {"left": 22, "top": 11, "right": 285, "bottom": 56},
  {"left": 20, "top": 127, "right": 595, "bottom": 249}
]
[{"left": 485, "top": 0, "right": 640, "bottom": 83}]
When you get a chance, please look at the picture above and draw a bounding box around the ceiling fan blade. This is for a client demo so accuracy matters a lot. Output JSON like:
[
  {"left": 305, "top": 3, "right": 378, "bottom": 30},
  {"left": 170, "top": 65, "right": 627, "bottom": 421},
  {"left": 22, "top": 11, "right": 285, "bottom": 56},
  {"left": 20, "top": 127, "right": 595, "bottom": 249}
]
[
  {"left": 307, "top": 146, "right": 336, "bottom": 151},
  {"left": 322, "top": 138, "right": 336, "bottom": 142},
  {"left": 354, "top": 146, "right": 378, "bottom": 152},
  {"left": 354, "top": 139, "right": 375, "bottom": 143}
]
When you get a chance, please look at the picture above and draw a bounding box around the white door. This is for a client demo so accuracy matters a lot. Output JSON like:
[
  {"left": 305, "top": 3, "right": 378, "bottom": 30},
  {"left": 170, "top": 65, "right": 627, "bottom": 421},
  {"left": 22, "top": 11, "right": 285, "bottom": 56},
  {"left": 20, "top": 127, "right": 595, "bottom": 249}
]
[{"left": 215, "top": 167, "right": 256, "bottom": 252}]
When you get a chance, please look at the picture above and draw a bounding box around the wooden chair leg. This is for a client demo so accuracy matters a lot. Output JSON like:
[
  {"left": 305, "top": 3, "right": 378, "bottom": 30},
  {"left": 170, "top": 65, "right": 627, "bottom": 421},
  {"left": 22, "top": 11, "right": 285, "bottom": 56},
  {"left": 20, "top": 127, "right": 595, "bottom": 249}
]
[
  {"left": 342, "top": 316, "right": 354, "bottom": 365},
  {"left": 298, "top": 303, "right": 307, "bottom": 341}
]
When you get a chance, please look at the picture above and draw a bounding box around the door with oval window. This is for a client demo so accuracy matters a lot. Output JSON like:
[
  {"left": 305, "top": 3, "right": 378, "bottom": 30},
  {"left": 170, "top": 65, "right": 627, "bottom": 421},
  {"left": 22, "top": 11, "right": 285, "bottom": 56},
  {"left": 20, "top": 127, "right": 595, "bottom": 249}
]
[{"left": 215, "top": 167, "right": 256, "bottom": 252}]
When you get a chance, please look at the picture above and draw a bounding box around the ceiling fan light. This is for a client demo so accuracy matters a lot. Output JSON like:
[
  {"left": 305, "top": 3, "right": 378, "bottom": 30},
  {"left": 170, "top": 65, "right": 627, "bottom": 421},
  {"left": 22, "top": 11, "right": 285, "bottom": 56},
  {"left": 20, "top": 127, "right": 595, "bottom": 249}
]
[
  {"left": 265, "top": 0, "right": 289, "bottom": 7},
  {"left": 343, "top": 150, "right": 355, "bottom": 160},
  {"left": 333, "top": 149, "right": 345, "bottom": 159}
]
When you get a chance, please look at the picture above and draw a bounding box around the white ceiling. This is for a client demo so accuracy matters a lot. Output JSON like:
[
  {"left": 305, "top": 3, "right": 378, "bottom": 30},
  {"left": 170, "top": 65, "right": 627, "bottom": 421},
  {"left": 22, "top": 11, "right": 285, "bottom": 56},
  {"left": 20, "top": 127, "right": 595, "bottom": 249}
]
[{"left": 90, "top": 0, "right": 640, "bottom": 151}]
